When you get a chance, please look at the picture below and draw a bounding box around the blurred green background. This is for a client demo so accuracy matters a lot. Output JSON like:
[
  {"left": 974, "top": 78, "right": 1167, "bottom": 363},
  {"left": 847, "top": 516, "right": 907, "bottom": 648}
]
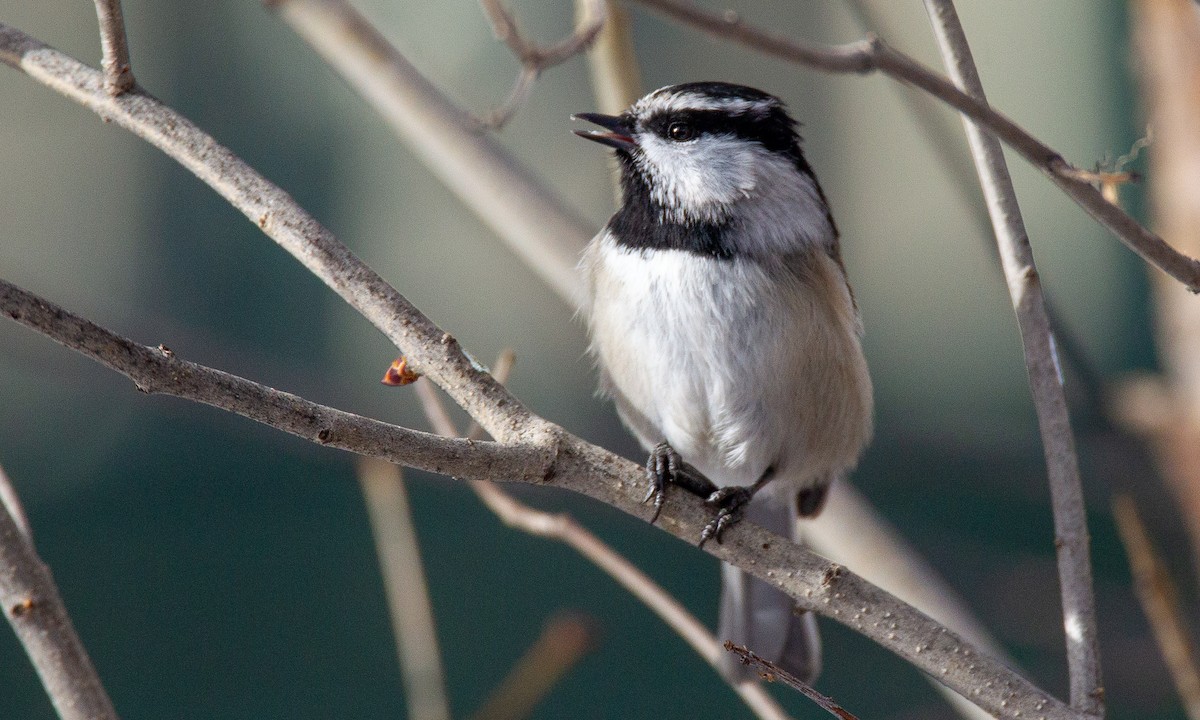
[{"left": 0, "top": 1, "right": 1195, "bottom": 718}]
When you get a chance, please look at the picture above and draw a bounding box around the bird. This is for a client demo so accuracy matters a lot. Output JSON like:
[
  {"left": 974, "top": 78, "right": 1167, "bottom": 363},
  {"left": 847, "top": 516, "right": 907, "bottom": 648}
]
[{"left": 572, "top": 81, "right": 874, "bottom": 683}]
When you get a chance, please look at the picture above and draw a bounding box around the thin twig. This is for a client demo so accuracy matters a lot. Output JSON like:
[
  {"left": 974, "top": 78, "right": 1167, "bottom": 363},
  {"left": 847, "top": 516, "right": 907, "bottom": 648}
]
[
  {"left": 0, "top": 465, "right": 32, "bottom": 544},
  {"left": 628, "top": 0, "right": 1200, "bottom": 293},
  {"left": 90, "top": 0, "right": 134, "bottom": 95},
  {"left": 1112, "top": 495, "right": 1200, "bottom": 720},
  {"left": 479, "top": 0, "right": 606, "bottom": 128},
  {"left": 0, "top": 24, "right": 1093, "bottom": 719},
  {"left": 467, "top": 613, "right": 598, "bottom": 720},
  {"left": 0, "top": 466, "right": 120, "bottom": 720},
  {"left": 358, "top": 459, "right": 452, "bottom": 720},
  {"left": 725, "top": 643, "right": 859, "bottom": 720},
  {"left": 416, "top": 375, "right": 794, "bottom": 720},
  {"left": 266, "top": 0, "right": 592, "bottom": 308},
  {"left": 921, "top": 2, "right": 1103, "bottom": 715}
]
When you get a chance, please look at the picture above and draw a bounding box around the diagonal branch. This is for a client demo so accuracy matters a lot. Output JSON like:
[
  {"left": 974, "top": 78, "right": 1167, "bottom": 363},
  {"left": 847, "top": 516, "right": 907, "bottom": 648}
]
[
  {"left": 0, "top": 279, "right": 546, "bottom": 484},
  {"left": 921, "top": 1, "right": 1102, "bottom": 715},
  {"left": 467, "top": 613, "right": 597, "bottom": 720},
  {"left": 628, "top": 0, "right": 1200, "bottom": 293},
  {"left": 0, "top": 465, "right": 121, "bottom": 720},
  {"left": 266, "top": 0, "right": 593, "bottom": 308},
  {"left": 0, "top": 21, "right": 553, "bottom": 449},
  {"left": 90, "top": 0, "right": 135, "bottom": 95}
]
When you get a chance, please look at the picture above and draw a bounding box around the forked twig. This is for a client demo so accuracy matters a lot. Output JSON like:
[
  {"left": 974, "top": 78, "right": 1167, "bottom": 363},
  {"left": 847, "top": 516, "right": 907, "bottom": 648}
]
[
  {"left": 0, "top": 279, "right": 546, "bottom": 484},
  {"left": 480, "top": 0, "right": 607, "bottom": 127}
]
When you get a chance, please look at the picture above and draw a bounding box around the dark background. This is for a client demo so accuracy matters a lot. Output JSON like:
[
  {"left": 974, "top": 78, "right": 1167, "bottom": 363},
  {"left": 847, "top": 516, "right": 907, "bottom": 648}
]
[{"left": 0, "top": 1, "right": 1194, "bottom": 718}]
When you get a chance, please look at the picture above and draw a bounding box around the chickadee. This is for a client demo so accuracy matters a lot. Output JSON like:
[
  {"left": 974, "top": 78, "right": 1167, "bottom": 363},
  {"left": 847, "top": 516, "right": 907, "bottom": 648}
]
[{"left": 573, "top": 82, "right": 873, "bottom": 683}]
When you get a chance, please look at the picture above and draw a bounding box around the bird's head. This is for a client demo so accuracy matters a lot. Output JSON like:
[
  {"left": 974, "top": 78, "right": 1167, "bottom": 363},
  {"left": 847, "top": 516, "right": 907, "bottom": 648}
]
[{"left": 574, "top": 82, "right": 812, "bottom": 223}]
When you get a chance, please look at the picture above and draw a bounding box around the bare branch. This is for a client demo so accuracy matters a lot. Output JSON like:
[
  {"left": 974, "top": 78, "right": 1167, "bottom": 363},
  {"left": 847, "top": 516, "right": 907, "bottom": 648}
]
[
  {"left": 358, "top": 459, "right": 452, "bottom": 720},
  {"left": 91, "top": 0, "right": 134, "bottom": 95},
  {"left": 479, "top": 0, "right": 606, "bottom": 128},
  {"left": 1112, "top": 495, "right": 1200, "bottom": 720},
  {"left": 1, "top": 21, "right": 560, "bottom": 447},
  {"left": 581, "top": 0, "right": 643, "bottom": 202},
  {"left": 921, "top": 2, "right": 1103, "bottom": 714},
  {"left": 628, "top": 0, "right": 1200, "bottom": 292},
  {"left": 0, "top": 23, "right": 1094, "bottom": 720},
  {"left": 265, "top": 0, "right": 593, "bottom": 308},
  {"left": 0, "top": 279, "right": 546, "bottom": 483},
  {"left": 0, "top": 466, "right": 120, "bottom": 720}
]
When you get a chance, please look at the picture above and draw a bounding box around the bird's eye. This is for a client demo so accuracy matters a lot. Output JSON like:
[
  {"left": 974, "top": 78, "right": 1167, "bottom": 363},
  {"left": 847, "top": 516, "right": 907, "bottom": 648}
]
[{"left": 666, "top": 121, "right": 696, "bottom": 142}]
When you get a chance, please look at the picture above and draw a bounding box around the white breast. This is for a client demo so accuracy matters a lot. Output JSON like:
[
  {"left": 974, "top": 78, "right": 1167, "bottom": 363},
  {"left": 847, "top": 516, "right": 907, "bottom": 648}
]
[{"left": 582, "top": 233, "right": 873, "bottom": 491}]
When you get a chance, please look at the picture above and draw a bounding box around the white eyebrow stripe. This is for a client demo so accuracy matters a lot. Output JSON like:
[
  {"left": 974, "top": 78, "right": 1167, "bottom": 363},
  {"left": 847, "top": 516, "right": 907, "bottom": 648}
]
[{"left": 634, "top": 89, "right": 777, "bottom": 117}]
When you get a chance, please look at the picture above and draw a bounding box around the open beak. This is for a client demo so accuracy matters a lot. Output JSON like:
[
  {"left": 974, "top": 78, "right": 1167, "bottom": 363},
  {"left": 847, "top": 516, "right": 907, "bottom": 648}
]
[{"left": 572, "top": 113, "right": 637, "bottom": 151}]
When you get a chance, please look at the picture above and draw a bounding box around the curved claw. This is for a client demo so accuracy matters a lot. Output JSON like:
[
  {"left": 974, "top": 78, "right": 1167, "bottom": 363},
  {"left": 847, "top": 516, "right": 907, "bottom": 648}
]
[
  {"left": 644, "top": 441, "right": 680, "bottom": 524},
  {"left": 697, "top": 486, "right": 753, "bottom": 547}
]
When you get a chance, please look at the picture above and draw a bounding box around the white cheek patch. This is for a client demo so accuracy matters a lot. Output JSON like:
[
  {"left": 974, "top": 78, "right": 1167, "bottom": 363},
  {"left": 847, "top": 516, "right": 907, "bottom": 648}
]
[
  {"left": 636, "top": 134, "right": 758, "bottom": 222},
  {"left": 634, "top": 136, "right": 834, "bottom": 256}
]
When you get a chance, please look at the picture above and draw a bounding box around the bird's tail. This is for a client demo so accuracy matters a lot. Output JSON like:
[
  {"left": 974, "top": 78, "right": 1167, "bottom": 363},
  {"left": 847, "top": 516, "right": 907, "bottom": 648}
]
[{"left": 717, "top": 492, "right": 821, "bottom": 684}]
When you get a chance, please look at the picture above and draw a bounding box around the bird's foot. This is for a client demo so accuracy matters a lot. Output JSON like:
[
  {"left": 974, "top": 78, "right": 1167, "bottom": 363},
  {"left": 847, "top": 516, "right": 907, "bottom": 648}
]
[
  {"left": 644, "top": 441, "right": 717, "bottom": 524},
  {"left": 643, "top": 442, "right": 677, "bottom": 523},
  {"left": 698, "top": 486, "right": 754, "bottom": 548}
]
